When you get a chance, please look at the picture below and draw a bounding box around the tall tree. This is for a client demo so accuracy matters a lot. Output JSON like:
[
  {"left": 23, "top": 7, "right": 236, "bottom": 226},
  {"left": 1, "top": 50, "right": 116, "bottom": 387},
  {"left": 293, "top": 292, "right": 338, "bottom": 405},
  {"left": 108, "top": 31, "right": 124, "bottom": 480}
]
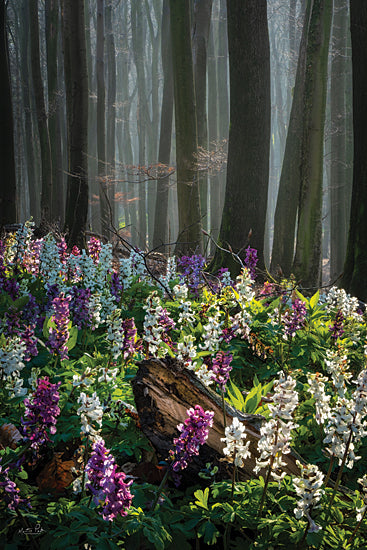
[
  {"left": 271, "top": 0, "right": 312, "bottom": 277},
  {"left": 106, "top": 0, "right": 116, "bottom": 228},
  {"left": 329, "top": 0, "right": 352, "bottom": 282},
  {"left": 45, "top": 0, "right": 64, "bottom": 222},
  {"left": 292, "top": 0, "right": 333, "bottom": 288},
  {"left": 152, "top": 0, "right": 174, "bottom": 251},
  {"left": 29, "top": 0, "right": 53, "bottom": 223},
  {"left": 0, "top": 0, "right": 17, "bottom": 225},
  {"left": 341, "top": 1, "right": 367, "bottom": 300},
  {"left": 192, "top": 0, "right": 213, "bottom": 235},
  {"left": 62, "top": 0, "right": 89, "bottom": 247},
  {"left": 212, "top": 0, "right": 270, "bottom": 275},
  {"left": 170, "top": 0, "right": 203, "bottom": 254},
  {"left": 97, "top": 0, "right": 109, "bottom": 238}
]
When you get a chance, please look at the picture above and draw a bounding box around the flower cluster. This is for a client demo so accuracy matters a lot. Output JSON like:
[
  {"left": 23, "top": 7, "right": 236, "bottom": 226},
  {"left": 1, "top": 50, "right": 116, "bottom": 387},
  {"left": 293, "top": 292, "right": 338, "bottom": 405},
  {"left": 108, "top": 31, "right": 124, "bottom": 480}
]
[
  {"left": 86, "top": 438, "right": 133, "bottom": 521},
  {"left": 47, "top": 292, "right": 71, "bottom": 360},
  {"left": 293, "top": 460, "right": 324, "bottom": 533},
  {"left": 329, "top": 309, "right": 344, "bottom": 342},
  {"left": 254, "top": 372, "right": 298, "bottom": 481},
  {"left": 282, "top": 298, "right": 307, "bottom": 339},
  {"left": 325, "top": 348, "right": 352, "bottom": 397},
  {"left": 356, "top": 474, "right": 367, "bottom": 522},
  {"left": 143, "top": 292, "right": 176, "bottom": 356},
  {"left": 244, "top": 247, "right": 258, "bottom": 280},
  {"left": 221, "top": 417, "right": 251, "bottom": 467},
  {"left": 88, "top": 237, "right": 102, "bottom": 264},
  {"left": 177, "top": 254, "right": 205, "bottom": 295},
  {"left": 169, "top": 405, "right": 214, "bottom": 472},
  {"left": 70, "top": 287, "right": 93, "bottom": 330},
  {"left": 107, "top": 311, "right": 138, "bottom": 362},
  {"left": 307, "top": 373, "right": 331, "bottom": 425},
  {"left": 325, "top": 286, "right": 360, "bottom": 320},
  {"left": 208, "top": 350, "right": 233, "bottom": 392},
  {"left": 0, "top": 459, "right": 30, "bottom": 511},
  {"left": 21, "top": 377, "right": 61, "bottom": 451},
  {"left": 77, "top": 392, "right": 104, "bottom": 439}
]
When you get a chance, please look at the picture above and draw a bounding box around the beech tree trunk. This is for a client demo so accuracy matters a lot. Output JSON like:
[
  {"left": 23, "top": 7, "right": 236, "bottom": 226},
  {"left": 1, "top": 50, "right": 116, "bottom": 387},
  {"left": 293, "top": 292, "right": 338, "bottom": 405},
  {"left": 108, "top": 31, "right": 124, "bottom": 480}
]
[
  {"left": 212, "top": 0, "right": 270, "bottom": 276},
  {"left": 170, "top": 0, "right": 203, "bottom": 255},
  {"left": 62, "top": 0, "right": 89, "bottom": 248},
  {"left": 341, "top": 1, "right": 367, "bottom": 301},
  {"left": 0, "top": 0, "right": 17, "bottom": 226},
  {"left": 29, "top": 0, "right": 53, "bottom": 223}
]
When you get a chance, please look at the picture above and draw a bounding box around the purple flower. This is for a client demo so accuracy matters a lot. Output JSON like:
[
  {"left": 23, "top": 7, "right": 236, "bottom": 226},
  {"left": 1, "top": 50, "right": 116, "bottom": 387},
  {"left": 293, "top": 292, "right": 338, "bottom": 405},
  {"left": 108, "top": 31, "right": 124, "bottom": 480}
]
[
  {"left": 169, "top": 405, "right": 214, "bottom": 472},
  {"left": 70, "top": 287, "right": 93, "bottom": 330},
  {"left": 111, "top": 271, "right": 123, "bottom": 302},
  {"left": 71, "top": 245, "right": 81, "bottom": 256},
  {"left": 0, "top": 277, "right": 19, "bottom": 301},
  {"left": 244, "top": 247, "right": 258, "bottom": 280},
  {"left": 3, "top": 306, "right": 21, "bottom": 337},
  {"left": 283, "top": 298, "right": 307, "bottom": 338},
  {"left": 57, "top": 238, "right": 69, "bottom": 265},
  {"left": 122, "top": 318, "right": 138, "bottom": 360},
  {"left": 21, "top": 326, "right": 38, "bottom": 361},
  {"left": 21, "top": 377, "right": 61, "bottom": 451},
  {"left": 329, "top": 309, "right": 344, "bottom": 343},
  {"left": 221, "top": 327, "right": 235, "bottom": 344},
  {"left": 86, "top": 438, "right": 133, "bottom": 521},
  {"left": 47, "top": 292, "right": 71, "bottom": 360},
  {"left": 177, "top": 255, "right": 205, "bottom": 295},
  {"left": 88, "top": 237, "right": 102, "bottom": 264},
  {"left": 209, "top": 351, "right": 233, "bottom": 392},
  {"left": 0, "top": 459, "right": 30, "bottom": 511}
]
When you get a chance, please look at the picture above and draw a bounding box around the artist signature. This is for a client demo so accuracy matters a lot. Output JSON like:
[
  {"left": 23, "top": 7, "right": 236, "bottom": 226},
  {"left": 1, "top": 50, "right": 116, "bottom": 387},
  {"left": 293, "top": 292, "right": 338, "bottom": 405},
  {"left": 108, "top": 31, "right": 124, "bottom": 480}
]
[{"left": 18, "top": 523, "right": 45, "bottom": 536}]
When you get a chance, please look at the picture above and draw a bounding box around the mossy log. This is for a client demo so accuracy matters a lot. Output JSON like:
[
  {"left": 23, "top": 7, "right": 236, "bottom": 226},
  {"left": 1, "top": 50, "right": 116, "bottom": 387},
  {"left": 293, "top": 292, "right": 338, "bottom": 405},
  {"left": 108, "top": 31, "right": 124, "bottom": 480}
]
[{"left": 132, "top": 358, "right": 301, "bottom": 481}]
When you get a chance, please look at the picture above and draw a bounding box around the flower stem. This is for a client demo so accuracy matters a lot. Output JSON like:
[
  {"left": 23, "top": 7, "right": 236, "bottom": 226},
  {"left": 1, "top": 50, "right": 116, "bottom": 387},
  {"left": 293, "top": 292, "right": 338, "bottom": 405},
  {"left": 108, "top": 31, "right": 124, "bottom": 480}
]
[
  {"left": 347, "top": 507, "right": 367, "bottom": 546},
  {"left": 258, "top": 456, "right": 274, "bottom": 518},
  {"left": 221, "top": 391, "right": 227, "bottom": 430},
  {"left": 151, "top": 467, "right": 170, "bottom": 512},
  {"left": 325, "top": 429, "right": 353, "bottom": 522}
]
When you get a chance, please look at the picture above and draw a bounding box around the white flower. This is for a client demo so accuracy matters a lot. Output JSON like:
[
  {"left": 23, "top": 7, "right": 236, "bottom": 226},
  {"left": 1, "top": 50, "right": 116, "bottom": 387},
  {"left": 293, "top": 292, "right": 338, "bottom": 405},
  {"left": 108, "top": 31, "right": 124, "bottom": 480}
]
[
  {"left": 199, "top": 303, "right": 223, "bottom": 352},
  {"left": 221, "top": 417, "right": 251, "bottom": 467},
  {"left": 293, "top": 461, "right": 324, "bottom": 532},
  {"left": 307, "top": 373, "right": 331, "bottom": 425},
  {"left": 268, "top": 371, "right": 298, "bottom": 420},
  {"left": 39, "top": 234, "right": 65, "bottom": 289},
  {"left": 177, "top": 335, "right": 197, "bottom": 362},
  {"left": 77, "top": 392, "right": 104, "bottom": 439},
  {"left": 325, "top": 286, "right": 360, "bottom": 320},
  {"left": 325, "top": 349, "right": 351, "bottom": 397},
  {"left": 0, "top": 337, "right": 26, "bottom": 377},
  {"left": 194, "top": 363, "right": 214, "bottom": 387}
]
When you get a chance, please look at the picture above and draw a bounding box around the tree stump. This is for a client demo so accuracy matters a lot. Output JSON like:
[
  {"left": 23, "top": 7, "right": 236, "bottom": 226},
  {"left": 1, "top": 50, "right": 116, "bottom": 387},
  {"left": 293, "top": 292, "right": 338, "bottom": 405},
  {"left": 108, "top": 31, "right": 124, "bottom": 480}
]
[{"left": 132, "top": 357, "right": 301, "bottom": 481}]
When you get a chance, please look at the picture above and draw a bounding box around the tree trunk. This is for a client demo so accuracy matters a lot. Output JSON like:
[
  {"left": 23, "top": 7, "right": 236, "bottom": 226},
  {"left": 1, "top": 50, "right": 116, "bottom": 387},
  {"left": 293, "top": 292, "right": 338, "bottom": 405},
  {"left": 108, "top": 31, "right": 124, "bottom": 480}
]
[
  {"left": 271, "top": 0, "right": 312, "bottom": 277},
  {"left": 97, "top": 0, "right": 109, "bottom": 239},
  {"left": 62, "top": 0, "right": 89, "bottom": 248},
  {"left": 329, "top": 0, "right": 352, "bottom": 283},
  {"left": 106, "top": 0, "right": 116, "bottom": 230},
  {"left": 152, "top": 0, "right": 174, "bottom": 252},
  {"left": 292, "top": 0, "right": 333, "bottom": 289},
  {"left": 340, "top": 1, "right": 367, "bottom": 301},
  {"left": 0, "top": 0, "right": 17, "bottom": 226},
  {"left": 170, "top": 0, "right": 203, "bottom": 255},
  {"left": 29, "top": 0, "right": 53, "bottom": 223},
  {"left": 45, "top": 0, "right": 64, "bottom": 223},
  {"left": 212, "top": 0, "right": 270, "bottom": 276},
  {"left": 192, "top": 0, "right": 213, "bottom": 239}
]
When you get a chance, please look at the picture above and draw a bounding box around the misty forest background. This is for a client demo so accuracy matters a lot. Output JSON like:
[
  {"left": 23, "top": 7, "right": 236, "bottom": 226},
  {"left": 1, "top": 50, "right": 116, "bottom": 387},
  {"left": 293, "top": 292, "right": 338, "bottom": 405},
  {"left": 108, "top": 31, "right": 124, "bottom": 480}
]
[{"left": 1, "top": 0, "right": 367, "bottom": 299}]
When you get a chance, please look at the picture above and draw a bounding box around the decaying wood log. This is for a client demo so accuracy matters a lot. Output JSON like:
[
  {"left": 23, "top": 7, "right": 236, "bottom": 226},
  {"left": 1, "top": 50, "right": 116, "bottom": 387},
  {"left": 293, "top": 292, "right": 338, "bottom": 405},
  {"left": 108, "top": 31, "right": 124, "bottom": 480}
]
[{"left": 132, "top": 357, "right": 301, "bottom": 481}]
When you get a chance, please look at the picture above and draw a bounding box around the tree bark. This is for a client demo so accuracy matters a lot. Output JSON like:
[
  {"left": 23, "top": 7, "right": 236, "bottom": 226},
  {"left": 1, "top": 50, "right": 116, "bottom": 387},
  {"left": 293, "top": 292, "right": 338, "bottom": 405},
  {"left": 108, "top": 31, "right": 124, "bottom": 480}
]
[
  {"left": 292, "top": 0, "right": 333, "bottom": 289},
  {"left": 62, "top": 0, "right": 89, "bottom": 248},
  {"left": 29, "top": 0, "right": 53, "bottom": 223},
  {"left": 106, "top": 0, "right": 116, "bottom": 229},
  {"left": 152, "top": 0, "right": 174, "bottom": 252},
  {"left": 170, "top": 0, "right": 203, "bottom": 255},
  {"left": 212, "top": 0, "right": 270, "bottom": 276},
  {"left": 0, "top": 0, "right": 17, "bottom": 226},
  {"left": 341, "top": 1, "right": 367, "bottom": 300},
  {"left": 271, "top": 0, "right": 312, "bottom": 277}
]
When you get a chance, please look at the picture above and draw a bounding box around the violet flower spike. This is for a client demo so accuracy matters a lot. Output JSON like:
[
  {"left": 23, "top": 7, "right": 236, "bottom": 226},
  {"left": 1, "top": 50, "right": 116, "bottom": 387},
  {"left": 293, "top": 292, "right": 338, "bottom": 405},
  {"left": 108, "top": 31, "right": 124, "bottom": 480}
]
[
  {"left": 244, "top": 246, "right": 258, "bottom": 280},
  {"left": 209, "top": 351, "right": 233, "bottom": 392},
  {"left": 86, "top": 438, "right": 133, "bottom": 521},
  {"left": 47, "top": 292, "right": 72, "bottom": 360},
  {"left": 21, "top": 376, "right": 61, "bottom": 451},
  {"left": 169, "top": 405, "right": 214, "bottom": 472}
]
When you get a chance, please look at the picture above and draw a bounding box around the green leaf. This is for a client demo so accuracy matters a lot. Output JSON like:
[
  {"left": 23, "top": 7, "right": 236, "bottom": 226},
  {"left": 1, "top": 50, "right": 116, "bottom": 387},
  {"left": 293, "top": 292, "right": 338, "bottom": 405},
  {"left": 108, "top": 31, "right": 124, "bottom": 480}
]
[
  {"left": 201, "top": 521, "right": 219, "bottom": 545},
  {"left": 244, "top": 385, "right": 262, "bottom": 413},
  {"left": 194, "top": 487, "right": 209, "bottom": 510},
  {"left": 42, "top": 315, "right": 51, "bottom": 339},
  {"left": 67, "top": 325, "right": 78, "bottom": 351},
  {"left": 309, "top": 290, "right": 320, "bottom": 309}
]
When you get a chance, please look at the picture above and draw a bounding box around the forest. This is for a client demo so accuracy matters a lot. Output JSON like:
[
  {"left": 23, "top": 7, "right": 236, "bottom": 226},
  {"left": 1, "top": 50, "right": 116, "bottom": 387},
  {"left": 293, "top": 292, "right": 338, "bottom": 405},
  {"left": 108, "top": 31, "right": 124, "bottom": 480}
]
[{"left": 1, "top": 0, "right": 367, "bottom": 549}]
